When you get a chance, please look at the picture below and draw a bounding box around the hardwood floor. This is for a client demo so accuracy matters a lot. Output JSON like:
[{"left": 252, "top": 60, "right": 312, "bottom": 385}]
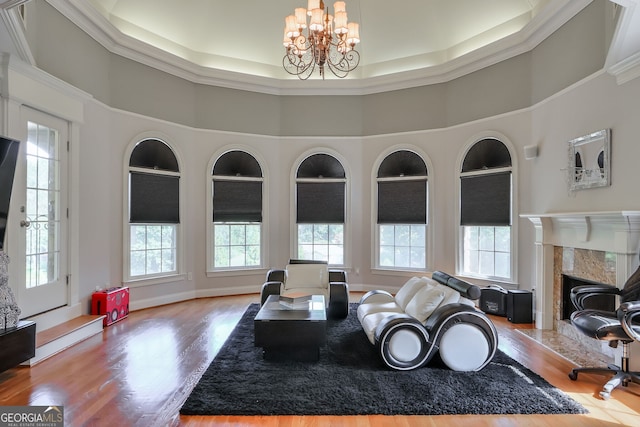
[{"left": 0, "top": 293, "right": 638, "bottom": 427}]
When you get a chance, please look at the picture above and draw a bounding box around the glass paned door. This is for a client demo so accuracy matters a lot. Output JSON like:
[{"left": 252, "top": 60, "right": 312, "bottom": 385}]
[
  {"left": 26, "top": 122, "right": 61, "bottom": 288},
  {"left": 9, "top": 110, "right": 68, "bottom": 317}
]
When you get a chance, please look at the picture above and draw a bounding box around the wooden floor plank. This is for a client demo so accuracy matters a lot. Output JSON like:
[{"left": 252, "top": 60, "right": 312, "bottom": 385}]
[{"left": 0, "top": 293, "right": 638, "bottom": 426}]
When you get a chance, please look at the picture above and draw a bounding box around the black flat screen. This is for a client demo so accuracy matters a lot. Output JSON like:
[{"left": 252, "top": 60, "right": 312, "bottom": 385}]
[{"left": 0, "top": 136, "right": 20, "bottom": 251}]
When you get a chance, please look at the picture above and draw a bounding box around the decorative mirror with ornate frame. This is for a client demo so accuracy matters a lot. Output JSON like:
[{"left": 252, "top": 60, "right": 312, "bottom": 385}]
[{"left": 567, "top": 129, "right": 611, "bottom": 192}]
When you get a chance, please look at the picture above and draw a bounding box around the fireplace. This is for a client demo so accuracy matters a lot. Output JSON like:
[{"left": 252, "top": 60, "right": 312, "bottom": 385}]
[
  {"left": 561, "top": 274, "right": 616, "bottom": 320},
  {"left": 523, "top": 211, "right": 640, "bottom": 370}
]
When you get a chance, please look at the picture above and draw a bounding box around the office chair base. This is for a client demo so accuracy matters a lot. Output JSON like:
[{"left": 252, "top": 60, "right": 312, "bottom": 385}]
[{"left": 569, "top": 365, "right": 640, "bottom": 400}]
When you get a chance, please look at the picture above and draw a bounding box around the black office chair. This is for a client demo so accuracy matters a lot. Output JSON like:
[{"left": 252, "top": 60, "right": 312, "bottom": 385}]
[{"left": 568, "top": 266, "right": 640, "bottom": 399}]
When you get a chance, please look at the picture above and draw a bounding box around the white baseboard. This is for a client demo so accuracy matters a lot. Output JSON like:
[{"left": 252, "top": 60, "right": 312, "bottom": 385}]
[
  {"left": 129, "top": 290, "right": 196, "bottom": 311},
  {"left": 194, "top": 285, "right": 259, "bottom": 299}
]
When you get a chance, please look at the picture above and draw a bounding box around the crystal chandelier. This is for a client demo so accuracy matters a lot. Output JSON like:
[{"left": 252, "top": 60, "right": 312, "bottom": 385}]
[{"left": 283, "top": 0, "right": 361, "bottom": 80}]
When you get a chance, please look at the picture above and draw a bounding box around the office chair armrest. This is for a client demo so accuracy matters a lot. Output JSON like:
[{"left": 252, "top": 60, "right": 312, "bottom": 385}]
[
  {"left": 618, "top": 301, "right": 640, "bottom": 342},
  {"left": 570, "top": 284, "right": 620, "bottom": 311}
]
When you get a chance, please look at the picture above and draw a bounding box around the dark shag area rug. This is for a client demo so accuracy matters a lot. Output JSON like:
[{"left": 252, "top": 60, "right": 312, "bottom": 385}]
[{"left": 180, "top": 303, "right": 587, "bottom": 416}]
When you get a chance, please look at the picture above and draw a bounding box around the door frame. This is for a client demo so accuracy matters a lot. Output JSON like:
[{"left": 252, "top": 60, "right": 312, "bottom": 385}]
[
  {"left": 7, "top": 107, "right": 70, "bottom": 317},
  {"left": 2, "top": 61, "right": 84, "bottom": 329}
]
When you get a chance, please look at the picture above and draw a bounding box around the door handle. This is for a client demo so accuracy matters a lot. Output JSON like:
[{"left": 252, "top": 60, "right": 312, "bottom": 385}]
[{"left": 20, "top": 220, "right": 31, "bottom": 228}]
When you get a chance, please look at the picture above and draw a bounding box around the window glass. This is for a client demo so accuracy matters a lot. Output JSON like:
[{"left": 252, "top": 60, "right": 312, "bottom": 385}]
[
  {"left": 461, "top": 225, "right": 511, "bottom": 279},
  {"left": 379, "top": 224, "right": 426, "bottom": 269},
  {"left": 130, "top": 224, "right": 177, "bottom": 277}
]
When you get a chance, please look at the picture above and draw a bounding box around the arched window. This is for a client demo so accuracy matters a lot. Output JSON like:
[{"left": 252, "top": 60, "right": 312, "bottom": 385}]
[
  {"left": 211, "top": 150, "right": 263, "bottom": 269},
  {"left": 459, "top": 138, "right": 513, "bottom": 280},
  {"left": 295, "top": 153, "right": 346, "bottom": 265},
  {"left": 376, "top": 150, "right": 428, "bottom": 269},
  {"left": 127, "top": 138, "right": 180, "bottom": 280}
]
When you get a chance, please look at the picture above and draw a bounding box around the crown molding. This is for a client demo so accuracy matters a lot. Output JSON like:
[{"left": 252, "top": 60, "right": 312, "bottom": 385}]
[
  {"left": 608, "top": 51, "right": 640, "bottom": 84},
  {"left": 606, "top": 0, "right": 640, "bottom": 84},
  {"left": 46, "top": 0, "right": 591, "bottom": 96},
  {"left": 0, "top": 0, "right": 30, "bottom": 10},
  {"left": 0, "top": 3, "right": 34, "bottom": 64}
]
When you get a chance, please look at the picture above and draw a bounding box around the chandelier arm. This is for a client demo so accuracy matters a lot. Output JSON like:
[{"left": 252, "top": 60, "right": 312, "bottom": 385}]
[{"left": 328, "top": 49, "right": 360, "bottom": 72}]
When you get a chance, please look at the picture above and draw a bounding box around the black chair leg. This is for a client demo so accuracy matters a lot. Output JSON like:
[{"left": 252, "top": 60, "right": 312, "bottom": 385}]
[
  {"left": 569, "top": 365, "right": 620, "bottom": 381},
  {"left": 569, "top": 363, "right": 640, "bottom": 399}
]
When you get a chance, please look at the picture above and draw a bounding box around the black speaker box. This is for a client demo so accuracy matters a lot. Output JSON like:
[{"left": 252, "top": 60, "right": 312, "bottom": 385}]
[
  {"left": 507, "top": 290, "right": 533, "bottom": 324},
  {"left": 480, "top": 285, "right": 508, "bottom": 316}
]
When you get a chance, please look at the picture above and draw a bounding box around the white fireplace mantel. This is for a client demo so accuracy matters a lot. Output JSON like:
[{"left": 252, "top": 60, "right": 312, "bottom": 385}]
[
  {"left": 521, "top": 211, "right": 640, "bottom": 254},
  {"left": 521, "top": 211, "right": 640, "bottom": 329}
]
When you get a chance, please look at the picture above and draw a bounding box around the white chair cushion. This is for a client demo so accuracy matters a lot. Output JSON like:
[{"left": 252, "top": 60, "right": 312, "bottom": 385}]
[
  {"left": 284, "top": 264, "right": 328, "bottom": 290},
  {"left": 357, "top": 301, "right": 403, "bottom": 323},
  {"left": 394, "top": 277, "right": 428, "bottom": 310},
  {"left": 404, "top": 285, "right": 446, "bottom": 323},
  {"left": 361, "top": 311, "right": 399, "bottom": 344}
]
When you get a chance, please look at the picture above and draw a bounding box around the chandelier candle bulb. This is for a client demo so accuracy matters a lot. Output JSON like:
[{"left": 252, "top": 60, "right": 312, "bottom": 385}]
[
  {"left": 295, "top": 8, "right": 308, "bottom": 28},
  {"left": 285, "top": 15, "right": 299, "bottom": 38},
  {"left": 310, "top": 8, "right": 324, "bottom": 31},
  {"left": 334, "top": 1, "right": 346, "bottom": 13},
  {"left": 307, "top": 0, "right": 320, "bottom": 14},
  {"left": 334, "top": 11, "right": 348, "bottom": 34},
  {"left": 347, "top": 22, "right": 360, "bottom": 45}
]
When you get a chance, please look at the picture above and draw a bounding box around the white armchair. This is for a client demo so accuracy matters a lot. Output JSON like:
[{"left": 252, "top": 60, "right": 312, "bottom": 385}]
[{"left": 261, "top": 260, "right": 349, "bottom": 319}]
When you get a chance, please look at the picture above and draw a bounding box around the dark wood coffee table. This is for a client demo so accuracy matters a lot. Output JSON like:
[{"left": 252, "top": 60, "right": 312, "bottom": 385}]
[{"left": 254, "top": 294, "right": 326, "bottom": 362}]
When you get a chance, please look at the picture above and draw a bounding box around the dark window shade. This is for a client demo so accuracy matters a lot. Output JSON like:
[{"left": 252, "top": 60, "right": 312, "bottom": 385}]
[
  {"left": 130, "top": 139, "right": 179, "bottom": 172},
  {"left": 462, "top": 138, "right": 511, "bottom": 172},
  {"left": 213, "top": 151, "right": 262, "bottom": 177},
  {"left": 297, "top": 182, "right": 344, "bottom": 223},
  {"left": 130, "top": 172, "right": 180, "bottom": 223},
  {"left": 460, "top": 172, "right": 511, "bottom": 226},
  {"left": 378, "top": 180, "right": 426, "bottom": 224},
  {"left": 213, "top": 180, "right": 262, "bottom": 222},
  {"left": 378, "top": 151, "right": 427, "bottom": 178},
  {"left": 297, "top": 154, "right": 345, "bottom": 178}
]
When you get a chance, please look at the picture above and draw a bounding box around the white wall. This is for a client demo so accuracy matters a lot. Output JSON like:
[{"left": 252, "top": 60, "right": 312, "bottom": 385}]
[
  {"left": 4, "top": 57, "right": 639, "bottom": 314},
  {"left": 45, "top": 69, "right": 636, "bottom": 312}
]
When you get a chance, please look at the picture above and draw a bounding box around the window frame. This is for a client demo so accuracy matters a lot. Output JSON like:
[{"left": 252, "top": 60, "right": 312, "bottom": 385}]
[
  {"left": 291, "top": 150, "right": 350, "bottom": 267},
  {"left": 207, "top": 147, "right": 268, "bottom": 274},
  {"left": 123, "top": 134, "right": 185, "bottom": 286},
  {"left": 455, "top": 134, "right": 518, "bottom": 284},
  {"left": 372, "top": 147, "right": 432, "bottom": 273}
]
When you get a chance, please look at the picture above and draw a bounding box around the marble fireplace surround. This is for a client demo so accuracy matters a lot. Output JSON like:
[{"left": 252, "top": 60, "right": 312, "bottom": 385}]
[{"left": 522, "top": 211, "right": 640, "bottom": 367}]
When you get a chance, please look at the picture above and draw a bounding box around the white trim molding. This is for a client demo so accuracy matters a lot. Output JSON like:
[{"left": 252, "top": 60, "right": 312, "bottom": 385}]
[
  {"left": 607, "top": 0, "right": 640, "bottom": 84},
  {"left": 44, "top": 0, "right": 592, "bottom": 96}
]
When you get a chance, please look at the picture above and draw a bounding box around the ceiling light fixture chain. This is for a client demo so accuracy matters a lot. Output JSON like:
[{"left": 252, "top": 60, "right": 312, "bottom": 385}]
[{"left": 283, "top": 0, "right": 361, "bottom": 80}]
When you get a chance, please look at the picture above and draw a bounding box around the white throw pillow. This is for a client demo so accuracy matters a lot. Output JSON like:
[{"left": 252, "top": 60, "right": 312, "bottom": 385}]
[
  {"left": 438, "top": 284, "right": 462, "bottom": 307},
  {"left": 394, "top": 277, "right": 427, "bottom": 310},
  {"left": 404, "top": 285, "right": 446, "bottom": 323}
]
